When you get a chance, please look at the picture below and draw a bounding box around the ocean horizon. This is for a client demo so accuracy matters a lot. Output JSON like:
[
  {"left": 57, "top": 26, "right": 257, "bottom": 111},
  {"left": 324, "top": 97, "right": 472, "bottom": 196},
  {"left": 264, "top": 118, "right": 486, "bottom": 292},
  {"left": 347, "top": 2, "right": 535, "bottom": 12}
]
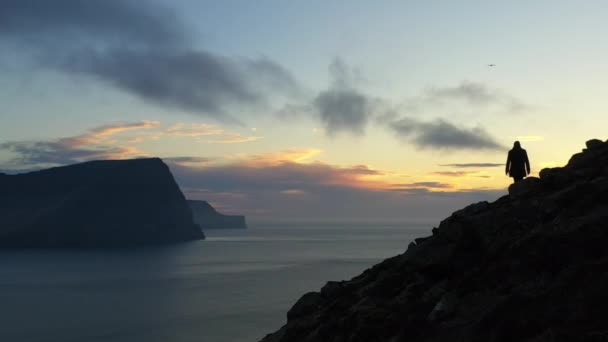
[{"left": 0, "top": 222, "right": 433, "bottom": 342}]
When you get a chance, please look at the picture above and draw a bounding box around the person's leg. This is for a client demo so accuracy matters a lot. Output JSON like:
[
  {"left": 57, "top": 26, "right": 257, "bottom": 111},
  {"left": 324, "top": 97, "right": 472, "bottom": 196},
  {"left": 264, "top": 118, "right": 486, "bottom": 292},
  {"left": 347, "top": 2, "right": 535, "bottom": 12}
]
[{"left": 514, "top": 176, "right": 524, "bottom": 183}]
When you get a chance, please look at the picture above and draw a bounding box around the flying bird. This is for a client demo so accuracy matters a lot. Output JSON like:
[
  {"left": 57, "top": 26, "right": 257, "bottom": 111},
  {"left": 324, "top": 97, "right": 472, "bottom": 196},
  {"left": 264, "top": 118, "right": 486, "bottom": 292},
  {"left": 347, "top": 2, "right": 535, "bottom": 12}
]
[{"left": 488, "top": 64, "right": 496, "bottom": 67}]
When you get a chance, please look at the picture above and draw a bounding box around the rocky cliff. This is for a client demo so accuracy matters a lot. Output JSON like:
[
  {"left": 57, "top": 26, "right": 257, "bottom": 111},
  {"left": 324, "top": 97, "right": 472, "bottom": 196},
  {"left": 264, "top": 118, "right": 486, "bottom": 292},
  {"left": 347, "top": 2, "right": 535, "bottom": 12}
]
[
  {"left": 188, "top": 200, "right": 247, "bottom": 229},
  {"left": 261, "top": 139, "right": 608, "bottom": 342},
  {"left": 0, "top": 158, "right": 204, "bottom": 247}
]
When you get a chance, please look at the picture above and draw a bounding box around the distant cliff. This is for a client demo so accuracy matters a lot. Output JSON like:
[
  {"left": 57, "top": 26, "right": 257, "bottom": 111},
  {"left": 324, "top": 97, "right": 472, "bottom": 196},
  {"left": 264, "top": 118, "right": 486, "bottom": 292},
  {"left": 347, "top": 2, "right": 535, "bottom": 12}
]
[
  {"left": 261, "top": 139, "right": 608, "bottom": 342},
  {"left": 188, "top": 200, "right": 247, "bottom": 229},
  {"left": 0, "top": 158, "right": 204, "bottom": 247}
]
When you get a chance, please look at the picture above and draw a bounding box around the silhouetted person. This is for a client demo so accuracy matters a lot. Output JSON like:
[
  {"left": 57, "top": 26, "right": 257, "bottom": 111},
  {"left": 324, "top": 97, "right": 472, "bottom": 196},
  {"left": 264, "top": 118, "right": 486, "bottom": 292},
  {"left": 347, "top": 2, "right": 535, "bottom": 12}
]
[{"left": 505, "top": 141, "right": 530, "bottom": 183}]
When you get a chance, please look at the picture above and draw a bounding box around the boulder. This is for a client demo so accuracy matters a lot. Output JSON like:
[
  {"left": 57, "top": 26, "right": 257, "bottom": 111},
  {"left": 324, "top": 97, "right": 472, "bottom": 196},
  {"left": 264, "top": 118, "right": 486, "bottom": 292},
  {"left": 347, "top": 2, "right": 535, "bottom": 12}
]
[
  {"left": 508, "top": 177, "right": 540, "bottom": 199},
  {"left": 586, "top": 138, "right": 604, "bottom": 150}
]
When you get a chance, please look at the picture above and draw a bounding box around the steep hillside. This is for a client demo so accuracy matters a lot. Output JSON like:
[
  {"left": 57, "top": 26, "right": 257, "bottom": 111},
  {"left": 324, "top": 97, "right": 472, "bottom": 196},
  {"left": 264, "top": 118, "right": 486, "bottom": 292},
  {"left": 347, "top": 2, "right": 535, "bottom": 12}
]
[{"left": 261, "top": 139, "right": 608, "bottom": 342}]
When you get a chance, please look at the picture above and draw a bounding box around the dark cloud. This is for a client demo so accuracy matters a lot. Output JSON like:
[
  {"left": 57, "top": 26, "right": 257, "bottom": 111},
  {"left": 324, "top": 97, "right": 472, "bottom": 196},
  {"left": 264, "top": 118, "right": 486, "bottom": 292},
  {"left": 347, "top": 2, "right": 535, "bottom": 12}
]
[
  {"left": 403, "top": 182, "right": 453, "bottom": 188},
  {"left": 315, "top": 89, "right": 370, "bottom": 136},
  {"left": 313, "top": 59, "right": 375, "bottom": 136},
  {"left": 439, "top": 163, "right": 503, "bottom": 168},
  {"left": 0, "top": 0, "right": 184, "bottom": 46},
  {"left": 167, "top": 160, "right": 381, "bottom": 193},
  {"left": 167, "top": 159, "right": 506, "bottom": 221},
  {"left": 0, "top": 140, "right": 142, "bottom": 166},
  {"left": 390, "top": 117, "right": 504, "bottom": 150},
  {"left": 0, "top": 0, "right": 299, "bottom": 120},
  {"left": 0, "top": 121, "right": 155, "bottom": 166},
  {"left": 388, "top": 181, "right": 454, "bottom": 193}
]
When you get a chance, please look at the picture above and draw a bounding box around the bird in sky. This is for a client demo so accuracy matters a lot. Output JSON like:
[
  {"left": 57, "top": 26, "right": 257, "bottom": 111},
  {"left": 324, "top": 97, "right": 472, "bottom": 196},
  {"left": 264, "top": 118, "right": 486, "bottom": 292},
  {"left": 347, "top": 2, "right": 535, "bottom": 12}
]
[{"left": 488, "top": 64, "right": 496, "bottom": 67}]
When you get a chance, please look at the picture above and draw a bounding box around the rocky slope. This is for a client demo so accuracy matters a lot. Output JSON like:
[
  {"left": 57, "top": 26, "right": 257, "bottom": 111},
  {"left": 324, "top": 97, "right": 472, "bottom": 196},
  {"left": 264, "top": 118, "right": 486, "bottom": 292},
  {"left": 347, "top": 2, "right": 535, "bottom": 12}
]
[
  {"left": 188, "top": 200, "right": 247, "bottom": 229},
  {"left": 261, "top": 139, "right": 608, "bottom": 342},
  {"left": 0, "top": 158, "right": 204, "bottom": 247}
]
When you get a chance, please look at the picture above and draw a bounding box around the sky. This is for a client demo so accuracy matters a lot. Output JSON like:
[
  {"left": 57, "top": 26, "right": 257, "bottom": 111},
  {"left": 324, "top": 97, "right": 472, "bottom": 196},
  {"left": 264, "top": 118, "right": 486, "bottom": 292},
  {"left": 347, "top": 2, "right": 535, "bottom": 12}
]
[{"left": 1, "top": 0, "right": 607, "bottom": 222}]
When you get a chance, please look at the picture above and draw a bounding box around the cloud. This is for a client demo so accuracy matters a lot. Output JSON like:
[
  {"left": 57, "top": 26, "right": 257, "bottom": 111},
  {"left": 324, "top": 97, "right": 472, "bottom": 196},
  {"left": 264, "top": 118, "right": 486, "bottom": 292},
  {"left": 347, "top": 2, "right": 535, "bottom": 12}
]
[
  {"left": 0, "top": 0, "right": 300, "bottom": 120},
  {"left": 424, "top": 81, "right": 528, "bottom": 114},
  {"left": 164, "top": 123, "right": 225, "bottom": 137},
  {"left": 162, "top": 157, "right": 214, "bottom": 166},
  {"left": 280, "top": 189, "right": 308, "bottom": 196},
  {"left": 305, "top": 62, "right": 518, "bottom": 143},
  {"left": 167, "top": 157, "right": 505, "bottom": 221},
  {"left": 313, "top": 59, "right": 376, "bottom": 136},
  {"left": 167, "top": 160, "right": 385, "bottom": 202},
  {"left": 0, "top": 121, "right": 160, "bottom": 166},
  {"left": 162, "top": 123, "right": 262, "bottom": 143},
  {"left": 63, "top": 121, "right": 161, "bottom": 146},
  {"left": 236, "top": 149, "right": 323, "bottom": 166},
  {"left": 0, "top": 121, "right": 266, "bottom": 168},
  {"left": 388, "top": 181, "right": 454, "bottom": 191},
  {"left": 430, "top": 171, "right": 493, "bottom": 179},
  {"left": 390, "top": 117, "right": 504, "bottom": 150},
  {"left": 206, "top": 133, "right": 262, "bottom": 144},
  {"left": 439, "top": 163, "right": 503, "bottom": 168}
]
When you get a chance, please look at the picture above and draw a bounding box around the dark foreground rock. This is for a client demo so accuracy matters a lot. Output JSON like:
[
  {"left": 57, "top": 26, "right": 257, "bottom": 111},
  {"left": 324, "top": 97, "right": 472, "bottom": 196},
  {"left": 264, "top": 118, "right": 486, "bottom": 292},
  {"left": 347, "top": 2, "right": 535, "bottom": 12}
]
[
  {"left": 261, "top": 139, "right": 608, "bottom": 342},
  {"left": 0, "top": 158, "right": 204, "bottom": 247},
  {"left": 188, "top": 200, "right": 247, "bottom": 229}
]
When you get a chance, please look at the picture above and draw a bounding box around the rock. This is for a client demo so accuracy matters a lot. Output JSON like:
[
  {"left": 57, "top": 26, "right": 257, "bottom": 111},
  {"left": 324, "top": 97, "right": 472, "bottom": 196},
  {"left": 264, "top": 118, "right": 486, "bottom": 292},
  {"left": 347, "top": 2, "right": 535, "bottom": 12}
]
[
  {"left": 188, "top": 200, "right": 247, "bottom": 229},
  {"left": 0, "top": 158, "right": 204, "bottom": 247},
  {"left": 415, "top": 236, "right": 430, "bottom": 245},
  {"left": 287, "top": 292, "right": 324, "bottom": 320},
  {"left": 452, "top": 201, "right": 490, "bottom": 217},
  {"left": 320, "top": 281, "right": 345, "bottom": 297},
  {"left": 585, "top": 139, "right": 604, "bottom": 150},
  {"left": 508, "top": 177, "right": 540, "bottom": 199},
  {"left": 260, "top": 139, "right": 608, "bottom": 342},
  {"left": 567, "top": 152, "right": 593, "bottom": 169},
  {"left": 427, "top": 293, "right": 457, "bottom": 322}
]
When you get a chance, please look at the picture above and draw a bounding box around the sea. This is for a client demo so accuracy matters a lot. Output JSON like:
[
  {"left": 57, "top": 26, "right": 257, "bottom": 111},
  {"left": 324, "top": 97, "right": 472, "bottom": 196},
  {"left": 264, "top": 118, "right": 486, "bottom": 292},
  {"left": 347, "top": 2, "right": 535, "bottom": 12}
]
[{"left": 0, "top": 222, "right": 433, "bottom": 342}]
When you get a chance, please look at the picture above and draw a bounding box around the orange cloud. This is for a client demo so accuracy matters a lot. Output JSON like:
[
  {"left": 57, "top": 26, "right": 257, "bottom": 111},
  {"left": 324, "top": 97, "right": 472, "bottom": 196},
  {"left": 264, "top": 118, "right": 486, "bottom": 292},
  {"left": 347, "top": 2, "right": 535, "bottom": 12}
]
[
  {"left": 164, "top": 123, "right": 262, "bottom": 144},
  {"left": 281, "top": 189, "right": 307, "bottom": 195},
  {"left": 61, "top": 121, "right": 160, "bottom": 146},
  {"left": 231, "top": 149, "right": 323, "bottom": 167},
  {"left": 165, "top": 123, "right": 224, "bottom": 137},
  {"left": 0, "top": 121, "right": 159, "bottom": 166}
]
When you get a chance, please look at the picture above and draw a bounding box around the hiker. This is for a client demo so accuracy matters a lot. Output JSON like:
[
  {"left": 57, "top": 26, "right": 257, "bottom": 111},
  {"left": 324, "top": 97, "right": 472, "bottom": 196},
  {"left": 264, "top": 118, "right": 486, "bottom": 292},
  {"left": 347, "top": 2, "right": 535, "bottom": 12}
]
[{"left": 505, "top": 141, "right": 530, "bottom": 183}]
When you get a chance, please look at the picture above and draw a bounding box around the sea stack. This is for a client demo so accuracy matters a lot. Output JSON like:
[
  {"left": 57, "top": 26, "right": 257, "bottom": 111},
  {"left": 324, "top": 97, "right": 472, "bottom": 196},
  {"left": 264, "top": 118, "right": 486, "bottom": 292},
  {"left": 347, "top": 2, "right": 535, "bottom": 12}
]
[
  {"left": 188, "top": 200, "right": 247, "bottom": 229},
  {"left": 261, "top": 139, "right": 608, "bottom": 342},
  {"left": 0, "top": 158, "right": 204, "bottom": 247}
]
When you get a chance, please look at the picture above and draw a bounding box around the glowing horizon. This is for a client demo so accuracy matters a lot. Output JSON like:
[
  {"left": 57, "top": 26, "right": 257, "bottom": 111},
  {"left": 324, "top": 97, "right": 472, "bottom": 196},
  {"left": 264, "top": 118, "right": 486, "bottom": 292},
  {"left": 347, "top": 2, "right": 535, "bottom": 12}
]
[{"left": 1, "top": 1, "right": 606, "bottom": 220}]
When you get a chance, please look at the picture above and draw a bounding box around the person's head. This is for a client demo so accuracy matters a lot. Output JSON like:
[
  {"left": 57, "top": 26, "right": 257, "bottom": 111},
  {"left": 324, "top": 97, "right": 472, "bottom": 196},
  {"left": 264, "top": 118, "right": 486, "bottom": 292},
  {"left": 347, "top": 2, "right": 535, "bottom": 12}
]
[{"left": 513, "top": 141, "right": 521, "bottom": 149}]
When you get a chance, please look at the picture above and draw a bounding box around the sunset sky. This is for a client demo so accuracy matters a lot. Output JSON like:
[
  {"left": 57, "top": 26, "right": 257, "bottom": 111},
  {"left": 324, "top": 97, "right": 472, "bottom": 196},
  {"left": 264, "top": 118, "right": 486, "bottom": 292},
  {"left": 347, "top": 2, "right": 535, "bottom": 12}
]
[{"left": 1, "top": 0, "right": 606, "bottom": 221}]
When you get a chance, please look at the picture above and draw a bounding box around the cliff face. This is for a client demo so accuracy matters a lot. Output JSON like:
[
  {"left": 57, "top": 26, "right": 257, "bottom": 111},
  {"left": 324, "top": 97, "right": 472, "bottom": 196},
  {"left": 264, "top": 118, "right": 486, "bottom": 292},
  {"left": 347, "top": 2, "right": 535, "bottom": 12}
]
[
  {"left": 0, "top": 158, "right": 204, "bottom": 247},
  {"left": 261, "top": 139, "right": 608, "bottom": 342},
  {"left": 188, "top": 200, "right": 247, "bottom": 229}
]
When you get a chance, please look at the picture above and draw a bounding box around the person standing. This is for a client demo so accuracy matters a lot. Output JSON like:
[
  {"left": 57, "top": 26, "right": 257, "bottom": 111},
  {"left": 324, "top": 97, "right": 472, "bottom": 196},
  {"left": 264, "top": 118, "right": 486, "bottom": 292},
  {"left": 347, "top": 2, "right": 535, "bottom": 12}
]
[{"left": 506, "top": 141, "right": 530, "bottom": 183}]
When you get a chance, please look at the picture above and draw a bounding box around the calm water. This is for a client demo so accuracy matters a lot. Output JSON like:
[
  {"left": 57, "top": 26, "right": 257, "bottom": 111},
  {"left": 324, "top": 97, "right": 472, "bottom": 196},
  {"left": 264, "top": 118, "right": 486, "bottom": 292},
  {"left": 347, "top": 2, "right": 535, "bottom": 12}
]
[{"left": 0, "top": 223, "right": 431, "bottom": 342}]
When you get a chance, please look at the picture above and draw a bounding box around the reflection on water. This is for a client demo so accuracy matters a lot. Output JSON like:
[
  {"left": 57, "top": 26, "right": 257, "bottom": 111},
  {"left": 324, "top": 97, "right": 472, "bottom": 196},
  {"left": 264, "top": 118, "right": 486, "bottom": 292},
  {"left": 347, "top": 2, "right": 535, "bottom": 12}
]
[{"left": 0, "top": 223, "right": 430, "bottom": 342}]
